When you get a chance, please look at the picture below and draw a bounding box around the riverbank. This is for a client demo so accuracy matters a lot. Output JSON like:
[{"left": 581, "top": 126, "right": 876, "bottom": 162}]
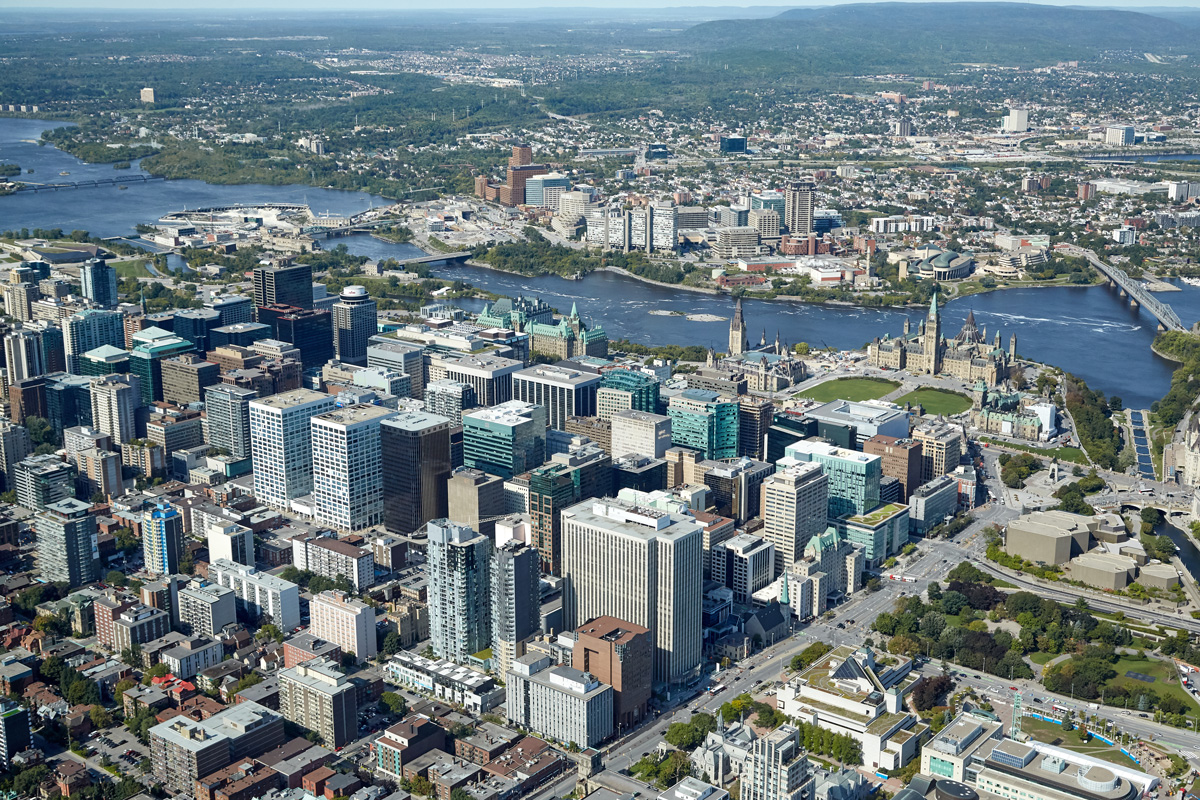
[{"left": 1151, "top": 342, "right": 1188, "bottom": 364}]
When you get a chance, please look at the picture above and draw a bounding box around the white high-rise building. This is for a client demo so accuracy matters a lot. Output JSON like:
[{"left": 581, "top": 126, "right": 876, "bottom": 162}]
[
  {"left": 206, "top": 521, "right": 254, "bottom": 567},
  {"left": 511, "top": 365, "right": 599, "bottom": 432},
  {"left": 177, "top": 581, "right": 236, "bottom": 637},
  {"left": 89, "top": 374, "right": 140, "bottom": 445},
  {"left": 1002, "top": 108, "right": 1029, "bottom": 132},
  {"left": 310, "top": 404, "right": 396, "bottom": 531},
  {"left": 491, "top": 540, "right": 540, "bottom": 677},
  {"left": 309, "top": 590, "right": 377, "bottom": 661},
  {"left": 1105, "top": 125, "right": 1135, "bottom": 146},
  {"left": 249, "top": 389, "right": 336, "bottom": 510},
  {"left": 561, "top": 497, "right": 702, "bottom": 686},
  {"left": 209, "top": 558, "right": 301, "bottom": 630},
  {"left": 611, "top": 409, "right": 672, "bottom": 458},
  {"left": 761, "top": 462, "right": 829, "bottom": 577},
  {"left": 784, "top": 179, "right": 815, "bottom": 235},
  {"left": 427, "top": 519, "right": 492, "bottom": 664},
  {"left": 3, "top": 328, "right": 44, "bottom": 383}
]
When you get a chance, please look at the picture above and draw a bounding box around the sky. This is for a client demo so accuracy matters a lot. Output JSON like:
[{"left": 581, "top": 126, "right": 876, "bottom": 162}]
[{"left": 3, "top": 0, "right": 1200, "bottom": 8}]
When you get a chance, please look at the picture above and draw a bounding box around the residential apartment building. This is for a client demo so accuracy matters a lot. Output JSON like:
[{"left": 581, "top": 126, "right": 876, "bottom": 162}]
[
  {"left": 248, "top": 389, "right": 337, "bottom": 509},
  {"left": 491, "top": 540, "right": 540, "bottom": 677},
  {"left": 506, "top": 653, "right": 614, "bottom": 749},
  {"left": 292, "top": 535, "right": 375, "bottom": 592},
  {"left": 178, "top": 582, "right": 237, "bottom": 637},
  {"left": 427, "top": 519, "right": 492, "bottom": 664},
  {"left": 278, "top": 659, "right": 358, "bottom": 747},
  {"left": 209, "top": 559, "right": 301, "bottom": 630},
  {"left": 572, "top": 616, "right": 652, "bottom": 733},
  {"left": 311, "top": 404, "right": 396, "bottom": 532},
  {"left": 760, "top": 462, "right": 828, "bottom": 576},
  {"left": 205, "top": 385, "right": 257, "bottom": 460},
  {"left": 90, "top": 373, "right": 140, "bottom": 445},
  {"left": 35, "top": 498, "right": 98, "bottom": 588},
  {"left": 309, "top": 590, "right": 377, "bottom": 662}
]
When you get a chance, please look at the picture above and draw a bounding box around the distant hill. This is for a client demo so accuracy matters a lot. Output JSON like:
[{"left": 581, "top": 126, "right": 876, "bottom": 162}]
[{"left": 682, "top": 2, "right": 1199, "bottom": 72}]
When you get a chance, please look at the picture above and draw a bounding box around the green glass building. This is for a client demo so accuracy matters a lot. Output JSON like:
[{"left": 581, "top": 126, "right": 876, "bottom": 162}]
[
  {"left": 667, "top": 389, "right": 739, "bottom": 460},
  {"left": 462, "top": 400, "right": 547, "bottom": 480}
]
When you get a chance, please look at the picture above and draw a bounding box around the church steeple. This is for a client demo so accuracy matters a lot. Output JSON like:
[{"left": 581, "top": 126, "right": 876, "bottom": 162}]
[{"left": 729, "top": 298, "right": 747, "bottom": 356}]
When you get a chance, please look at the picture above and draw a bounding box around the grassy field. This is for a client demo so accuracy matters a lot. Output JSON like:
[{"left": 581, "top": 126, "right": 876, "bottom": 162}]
[
  {"left": 978, "top": 437, "right": 1089, "bottom": 465},
  {"left": 799, "top": 377, "right": 899, "bottom": 403},
  {"left": 112, "top": 259, "right": 150, "bottom": 279},
  {"left": 1020, "top": 717, "right": 1134, "bottom": 767},
  {"left": 896, "top": 388, "right": 971, "bottom": 415},
  {"left": 1106, "top": 656, "right": 1199, "bottom": 713},
  {"left": 1028, "top": 652, "right": 1057, "bottom": 665}
]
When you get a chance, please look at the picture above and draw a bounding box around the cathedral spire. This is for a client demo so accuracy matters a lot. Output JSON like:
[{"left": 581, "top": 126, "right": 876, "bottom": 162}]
[{"left": 729, "top": 298, "right": 747, "bottom": 356}]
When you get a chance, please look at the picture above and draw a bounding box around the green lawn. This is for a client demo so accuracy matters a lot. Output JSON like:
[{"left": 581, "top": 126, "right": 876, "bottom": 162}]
[
  {"left": 979, "top": 437, "right": 1089, "bottom": 465},
  {"left": 1020, "top": 718, "right": 1135, "bottom": 767},
  {"left": 1028, "top": 652, "right": 1057, "bottom": 665},
  {"left": 1106, "top": 655, "right": 1199, "bottom": 714},
  {"left": 799, "top": 377, "right": 899, "bottom": 403},
  {"left": 112, "top": 259, "right": 150, "bottom": 278},
  {"left": 896, "top": 388, "right": 972, "bottom": 415}
]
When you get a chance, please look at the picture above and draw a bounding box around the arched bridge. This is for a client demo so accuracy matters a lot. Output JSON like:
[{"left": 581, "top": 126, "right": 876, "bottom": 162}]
[{"left": 1084, "top": 251, "right": 1184, "bottom": 332}]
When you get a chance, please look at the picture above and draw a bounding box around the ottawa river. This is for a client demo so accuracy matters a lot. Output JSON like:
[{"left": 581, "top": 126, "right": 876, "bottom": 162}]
[{"left": 2, "top": 117, "right": 1200, "bottom": 409}]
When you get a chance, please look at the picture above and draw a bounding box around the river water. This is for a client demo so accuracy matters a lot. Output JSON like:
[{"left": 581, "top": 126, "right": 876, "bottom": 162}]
[{"left": 1, "top": 117, "right": 1198, "bottom": 408}]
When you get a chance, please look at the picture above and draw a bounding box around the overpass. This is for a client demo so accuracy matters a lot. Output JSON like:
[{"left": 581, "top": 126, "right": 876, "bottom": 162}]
[
  {"left": 1084, "top": 251, "right": 1185, "bottom": 332},
  {"left": 398, "top": 251, "right": 471, "bottom": 265}
]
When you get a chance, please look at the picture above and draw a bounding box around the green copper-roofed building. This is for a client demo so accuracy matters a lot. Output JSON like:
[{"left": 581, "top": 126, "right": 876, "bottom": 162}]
[
  {"left": 129, "top": 327, "right": 194, "bottom": 404},
  {"left": 782, "top": 439, "right": 881, "bottom": 519},
  {"left": 79, "top": 344, "right": 130, "bottom": 377},
  {"left": 667, "top": 389, "right": 739, "bottom": 460}
]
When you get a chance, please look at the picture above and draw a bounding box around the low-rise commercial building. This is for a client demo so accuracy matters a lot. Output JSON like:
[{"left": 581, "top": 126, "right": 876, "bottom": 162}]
[{"left": 505, "top": 653, "right": 613, "bottom": 748}]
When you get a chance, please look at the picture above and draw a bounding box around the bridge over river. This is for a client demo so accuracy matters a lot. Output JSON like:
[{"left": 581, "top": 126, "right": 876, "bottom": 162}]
[{"left": 1084, "top": 250, "right": 1185, "bottom": 332}]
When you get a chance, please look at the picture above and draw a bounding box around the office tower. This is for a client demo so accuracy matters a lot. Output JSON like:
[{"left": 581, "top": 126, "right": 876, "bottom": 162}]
[
  {"left": 292, "top": 534, "right": 375, "bottom": 591},
  {"left": 462, "top": 401, "right": 547, "bottom": 480},
  {"left": 177, "top": 581, "right": 236, "bottom": 637},
  {"left": 310, "top": 590, "right": 377, "bottom": 661},
  {"left": 3, "top": 283, "right": 36, "bottom": 322},
  {"left": 512, "top": 365, "right": 599, "bottom": 432},
  {"left": 572, "top": 617, "right": 652, "bottom": 733},
  {"left": 4, "top": 327, "right": 45, "bottom": 382},
  {"left": 510, "top": 143, "right": 532, "bottom": 167},
  {"left": 863, "top": 435, "right": 923, "bottom": 501},
  {"left": 380, "top": 411, "right": 452, "bottom": 535},
  {"left": 761, "top": 462, "right": 829, "bottom": 576},
  {"left": 143, "top": 501, "right": 184, "bottom": 576},
  {"left": 45, "top": 373, "right": 93, "bottom": 435},
  {"left": 34, "top": 321, "right": 65, "bottom": 375},
  {"left": 0, "top": 701, "right": 31, "bottom": 770},
  {"left": 505, "top": 654, "right": 614, "bottom": 748},
  {"left": 0, "top": 421, "right": 31, "bottom": 492},
  {"left": 427, "top": 519, "right": 492, "bottom": 663},
  {"left": 253, "top": 262, "right": 313, "bottom": 310},
  {"left": 160, "top": 353, "right": 219, "bottom": 406},
  {"left": 598, "top": 368, "right": 659, "bottom": 414},
  {"left": 749, "top": 208, "right": 781, "bottom": 239},
  {"left": 173, "top": 308, "right": 222, "bottom": 354},
  {"left": 278, "top": 659, "right": 357, "bottom": 747},
  {"left": 35, "top": 498, "right": 98, "bottom": 588},
  {"left": 561, "top": 497, "right": 702, "bottom": 686},
  {"left": 8, "top": 377, "right": 46, "bottom": 426},
  {"left": 1105, "top": 125, "right": 1135, "bottom": 146},
  {"left": 274, "top": 308, "right": 333, "bottom": 369},
  {"left": 81, "top": 257, "right": 118, "bottom": 307},
  {"left": 205, "top": 384, "right": 257, "bottom": 460},
  {"left": 13, "top": 453, "right": 75, "bottom": 512},
  {"left": 491, "top": 540, "right": 539, "bottom": 677},
  {"left": 524, "top": 172, "right": 571, "bottom": 209},
  {"left": 206, "top": 294, "right": 254, "bottom": 326},
  {"left": 447, "top": 467, "right": 506, "bottom": 539},
  {"left": 912, "top": 421, "right": 964, "bottom": 484},
  {"left": 610, "top": 409, "right": 671, "bottom": 459},
  {"left": 207, "top": 521, "right": 253, "bottom": 566},
  {"left": 331, "top": 286, "right": 377, "bottom": 366},
  {"left": 424, "top": 379, "right": 476, "bottom": 424},
  {"left": 79, "top": 344, "right": 129, "bottom": 377},
  {"left": 784, "top": 179, "right": 815, "bottom": 235},
  {"left": 1003, "top": 108, "right": 1029, "bottom": 133},
  {"left": 738, "top": 396, "right": 774, "bottom": 461},
  {"left": 367, "top": 338, "right": 425, "bottom": 398},
  {"left": 703, "top": 458, "right": 773, "bottom": 525},
  {"left": 667, "top": 389, "right": 739, "bottom": 459},
  {"left": 311, "top": 404, "right": 396, "bottom": 531},
  {"left": 89, "top": 373, "right": 140, "bottom": 445},
  {"left": 427, "top": 352, "right": 521, "bottom": 407},
  {"left": 782, "top": 441, "right": 881, "bottom": 519},
  {"left": 710, "top": 533, "right": 774, "bottom": 602},
  {"left": 249, "top": 389, "right": 337, "bottom": 509},
  {"left": 742, "top": 725, "right": 815, "bottom": 800},
  {"left": 209, "top": 558, "right": 301, "bottom": 629},
  {"left": 65, "top": 311, "right": 125, "bottom": 374},
  {"left": 130, "top": 328, "right": 194, "bottom": 404}
]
